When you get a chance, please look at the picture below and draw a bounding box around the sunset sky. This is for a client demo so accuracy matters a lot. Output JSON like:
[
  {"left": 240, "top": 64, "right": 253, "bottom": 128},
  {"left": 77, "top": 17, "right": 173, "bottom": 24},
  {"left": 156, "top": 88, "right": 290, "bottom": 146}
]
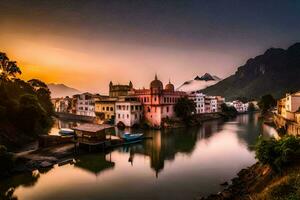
[{"left": 1, "top": 0, "right": 300, "bottom": 94}]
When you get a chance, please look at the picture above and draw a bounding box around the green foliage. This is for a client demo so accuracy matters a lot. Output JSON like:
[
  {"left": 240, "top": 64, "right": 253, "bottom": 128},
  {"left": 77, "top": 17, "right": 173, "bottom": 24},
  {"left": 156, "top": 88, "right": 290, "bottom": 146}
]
[
  {"left": 258, "top": 94, "right": 276, "bottom": 113},
  {"left": 0, "top": 53, "right": 53, "bottom": 147},
  {"left": 174, "top": 97, "right": 196, "bottom": 122},
  {"left": 255, "top": 136, "right": 300, "bottom": 172}
]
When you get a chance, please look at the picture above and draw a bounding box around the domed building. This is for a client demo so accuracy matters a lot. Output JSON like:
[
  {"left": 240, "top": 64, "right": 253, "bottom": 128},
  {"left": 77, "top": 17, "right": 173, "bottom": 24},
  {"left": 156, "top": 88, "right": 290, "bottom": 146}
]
[
  {"left": 150, "top": 74, "right": 163, "bottom": 93},
  {"left": 165, "top": 80, "right": 175, "bottom": 92},
  {"left": 132, "top": 74, "right": 187, "bottom": 128}
]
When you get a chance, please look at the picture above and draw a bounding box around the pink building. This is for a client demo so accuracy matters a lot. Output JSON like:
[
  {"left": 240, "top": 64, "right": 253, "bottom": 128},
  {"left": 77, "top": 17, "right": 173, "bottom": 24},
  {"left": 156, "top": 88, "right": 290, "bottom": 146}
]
[{"left": 132, "top": 75, "right": 186, "bottom": 127}]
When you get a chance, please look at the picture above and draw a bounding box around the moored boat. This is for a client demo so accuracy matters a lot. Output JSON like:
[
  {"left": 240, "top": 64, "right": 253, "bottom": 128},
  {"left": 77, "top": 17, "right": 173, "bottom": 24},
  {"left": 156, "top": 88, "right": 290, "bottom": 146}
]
[
  {"left": 121, "top": 132, "right": 143, "bottom": 141},
  {"left": 59, "top": 128, "right": 75, "bottom": 136}
]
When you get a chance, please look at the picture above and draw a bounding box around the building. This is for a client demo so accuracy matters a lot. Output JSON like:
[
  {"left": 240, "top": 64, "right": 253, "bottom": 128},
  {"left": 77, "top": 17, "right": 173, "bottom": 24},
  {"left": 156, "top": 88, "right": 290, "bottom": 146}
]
[
  {"left": 52, "top": 97, "right": 72, "bottom": 113},
  {"left": 109, "top": 81, "right": 133, "bottom": 98},
  {"left": 227, "top": 100, "right": 249, "bottom": 113},
  {"left": 95, "top": 98, "right": 117, "bottom": 121},
  {"left": 189, "top": 92, "right": 224, "bottom": 114},
  {"left": 74, "top": 93, "right": 96, "bottom": 117},
  {"left": 115, "top": 96, "right": 143, "bottom": 127},
  {"left": 132, "top": 75, "right": 186, "bottom": 127}
]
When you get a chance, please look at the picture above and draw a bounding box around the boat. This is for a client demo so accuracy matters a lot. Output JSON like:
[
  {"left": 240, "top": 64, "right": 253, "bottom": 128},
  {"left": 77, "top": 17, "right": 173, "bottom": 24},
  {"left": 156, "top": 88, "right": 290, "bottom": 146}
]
[
  {"left": 121, "top": 132, "right": 144, "bottom": 141},
  {"left": 59, "top": 128, "right": 75, "bottom": 136}
]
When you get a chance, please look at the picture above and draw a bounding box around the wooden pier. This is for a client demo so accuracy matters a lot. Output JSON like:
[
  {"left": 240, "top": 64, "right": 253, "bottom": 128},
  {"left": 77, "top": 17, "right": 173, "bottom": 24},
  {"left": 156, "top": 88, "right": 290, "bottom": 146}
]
[{"left": 72, "top": 123, "right": 152, "bottom": 153}]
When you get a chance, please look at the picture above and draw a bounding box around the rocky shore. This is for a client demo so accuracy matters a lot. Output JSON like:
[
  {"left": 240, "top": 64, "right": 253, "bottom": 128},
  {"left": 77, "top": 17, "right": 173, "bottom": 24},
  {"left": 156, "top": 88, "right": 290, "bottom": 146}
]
[
  {"left": 1, "top": 143, "right": 75, "bottom": 178},
  {"left": 198, "top": 162, "right": 273, "bottom": 200}
]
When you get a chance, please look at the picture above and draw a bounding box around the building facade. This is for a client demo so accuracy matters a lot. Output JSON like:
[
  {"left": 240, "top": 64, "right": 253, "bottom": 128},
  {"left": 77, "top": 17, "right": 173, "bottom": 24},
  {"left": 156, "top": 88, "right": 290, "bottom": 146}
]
[
  {"left": 74, "top": 93, "right": 96, "bottom": 117},
  {"left": 109, "top": 81, "right": 133, "bottom": 98},
  {"left": 227, "top": 100, "right": 249, "bottom": 113},
  {"left": 189, "top": 92, "right": 224, "bottom": 114},
  {"left": 132, "top": 75, "right": 186, "bottom": 127},
  {"left": 95, "top": 98, "right": 117, "bottom": 121},
  {"left": 115, "top": 96, "right": 143, "bottom": 127}
]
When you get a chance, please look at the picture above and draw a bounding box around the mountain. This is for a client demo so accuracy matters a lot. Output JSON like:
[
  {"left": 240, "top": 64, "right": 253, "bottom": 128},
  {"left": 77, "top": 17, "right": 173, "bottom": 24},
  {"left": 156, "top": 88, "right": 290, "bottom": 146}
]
[
  {"left": 177, "top": 73, "right": 222, "bottom": 92},
  {"left": 201, "top": 43, "right": 300, "bottom": 101},
  {"left": 47, "top": 83, "right": 81, "bottom": 98}
]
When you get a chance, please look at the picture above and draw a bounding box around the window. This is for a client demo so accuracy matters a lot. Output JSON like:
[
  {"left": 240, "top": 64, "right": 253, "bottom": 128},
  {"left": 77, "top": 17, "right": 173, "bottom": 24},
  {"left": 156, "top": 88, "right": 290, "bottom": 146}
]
[
  {"left": 110, "top": 107, "right": 113, "bottom": 111},
  {"left": 102, "top": 107, "right": 105, "bottom": 111},
  {"left": 118, "top": 114, "right": 120, "bottom": 118},
  {"left": 148, "top": 107, "right": 151, "bottom": 112},
  {"left": 106, "top": 106, "right": 109, "bottom": 111},
  {"left": 167, "top": 106, "right": 169, "bottom": 112},
  {"left": 127, "top": 114, "right": 129, "bottom": 119},
  {"left": 131, "top": 105, "right": 134, "bottom": 110}
]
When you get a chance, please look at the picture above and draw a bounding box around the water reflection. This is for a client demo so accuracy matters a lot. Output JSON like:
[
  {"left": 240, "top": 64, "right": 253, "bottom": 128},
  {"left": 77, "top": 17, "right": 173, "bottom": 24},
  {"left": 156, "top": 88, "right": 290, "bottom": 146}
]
[{"left": 2, "top": 113, "right": 276, "bottom": 200}]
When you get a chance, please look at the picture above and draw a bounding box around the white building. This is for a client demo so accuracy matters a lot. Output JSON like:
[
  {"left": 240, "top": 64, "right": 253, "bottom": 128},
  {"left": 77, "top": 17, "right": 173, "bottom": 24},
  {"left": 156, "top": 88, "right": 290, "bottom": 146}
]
[
  {"left": 227, "top": 100, "right": 249, "bottom": 113},
  {"left": 74, "top": 93, "right": 96, "bottom": 117},
  {"left": 115, "top": 96, "right": 143, "bottom": 127},
  {"left": 189, "top": 92, "right": 224, "bottom": 114},
  {"left": 52, "top": 97, "right": 72, "bottom": 113}
]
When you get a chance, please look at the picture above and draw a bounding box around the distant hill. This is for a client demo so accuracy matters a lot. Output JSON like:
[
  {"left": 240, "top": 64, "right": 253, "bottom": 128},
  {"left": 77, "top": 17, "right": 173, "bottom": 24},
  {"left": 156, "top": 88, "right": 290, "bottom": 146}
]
[
  {"left": 177, "top": 73, "right": 222, "bottom": 92},
  {"left": 201, "top": 43, "right": 300, "bottom": 101},
  {"left": 47, "top": 83, "right": 80, "bottom": 98}
]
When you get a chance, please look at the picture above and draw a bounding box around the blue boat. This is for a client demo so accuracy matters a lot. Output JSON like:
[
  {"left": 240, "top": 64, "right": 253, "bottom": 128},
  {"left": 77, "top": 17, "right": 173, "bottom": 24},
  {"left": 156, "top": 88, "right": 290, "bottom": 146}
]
[
  {"left": 121, "top": 133, "right": 143, "bottom": 141},
  {"left": 59, "top": 128, "right": 75, "bottom": 136}
]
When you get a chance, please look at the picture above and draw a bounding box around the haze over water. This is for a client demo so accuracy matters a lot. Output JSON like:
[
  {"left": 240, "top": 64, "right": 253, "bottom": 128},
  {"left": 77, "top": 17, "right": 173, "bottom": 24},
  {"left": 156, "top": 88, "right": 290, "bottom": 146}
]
[{"left": 2, "top": 114, "right": 277, "bottom": 200}]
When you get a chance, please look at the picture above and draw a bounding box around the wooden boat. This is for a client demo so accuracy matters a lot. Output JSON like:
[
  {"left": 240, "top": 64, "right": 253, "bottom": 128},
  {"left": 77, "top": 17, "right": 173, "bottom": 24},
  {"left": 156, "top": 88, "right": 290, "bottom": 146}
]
[
  {"left": 121, "top": 132, "right": 143, "bottom": 141},
  {"left": 59, "top": 128, "right": 75, "bottom": 136}
]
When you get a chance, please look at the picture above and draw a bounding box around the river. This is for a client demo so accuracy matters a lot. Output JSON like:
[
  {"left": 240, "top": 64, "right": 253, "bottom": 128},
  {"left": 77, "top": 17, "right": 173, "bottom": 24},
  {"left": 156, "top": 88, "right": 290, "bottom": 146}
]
[{"left": 1, "top": 113, "right": 277, "bottom": 200}]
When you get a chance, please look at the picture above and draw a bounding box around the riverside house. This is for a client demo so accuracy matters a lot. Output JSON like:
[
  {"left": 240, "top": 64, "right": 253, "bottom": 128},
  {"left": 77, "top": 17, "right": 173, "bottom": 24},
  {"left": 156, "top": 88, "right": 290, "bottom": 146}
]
[
  {"left": 275, "top": 91, "right": 300, "bottom": 135},
  {"left": 188, "top": 92, "right": 225, "bottom": 114},
  {"left": 115, "top": 96, "right": 143, "bottom": 127},
  {"left": 95, "top": 98, "right": 117, "bottom": 121}
]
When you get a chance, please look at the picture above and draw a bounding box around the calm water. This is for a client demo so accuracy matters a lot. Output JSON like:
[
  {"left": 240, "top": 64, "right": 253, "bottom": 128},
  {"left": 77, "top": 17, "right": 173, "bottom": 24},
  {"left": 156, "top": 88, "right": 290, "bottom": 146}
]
[{"left": 1, "top": 114, "right": 277, "bottom": 200}]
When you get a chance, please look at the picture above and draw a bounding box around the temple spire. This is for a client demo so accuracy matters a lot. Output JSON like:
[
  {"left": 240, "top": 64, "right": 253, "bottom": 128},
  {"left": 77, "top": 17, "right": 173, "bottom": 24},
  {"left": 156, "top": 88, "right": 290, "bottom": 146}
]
[{"left": 155, "top": 73, "right": 158, "bottom": 80}]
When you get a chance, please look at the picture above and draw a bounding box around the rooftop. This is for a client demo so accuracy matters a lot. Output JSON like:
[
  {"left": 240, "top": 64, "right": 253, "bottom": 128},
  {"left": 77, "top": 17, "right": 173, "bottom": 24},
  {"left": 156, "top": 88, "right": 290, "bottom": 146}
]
[{"left": 72, "top": 123, "right": 113, "bottom": 133}]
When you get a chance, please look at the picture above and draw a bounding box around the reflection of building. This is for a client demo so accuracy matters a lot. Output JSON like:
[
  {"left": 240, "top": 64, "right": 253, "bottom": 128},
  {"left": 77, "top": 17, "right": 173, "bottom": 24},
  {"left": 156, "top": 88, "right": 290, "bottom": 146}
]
[
  {"left": 132, "top": 75, "right": 186, "bottom": 127},
  {"left": 115, "top": 96, "right": 143, "bottom": 127},
  {"left": 75, "top": 153, "right": 115, "bottom": 176},
  {"left": 95, "top": 98, "right": 117, "bottom": 121},
  {"left": 74, "top": 93, "right": 96, "bottom": 117},
  {"left": 109, "top": 81, "right": 133, "bottom": 98}
]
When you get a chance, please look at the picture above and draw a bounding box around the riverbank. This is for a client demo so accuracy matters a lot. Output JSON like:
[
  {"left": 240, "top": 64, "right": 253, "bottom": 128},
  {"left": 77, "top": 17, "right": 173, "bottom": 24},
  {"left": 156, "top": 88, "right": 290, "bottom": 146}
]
[
  {"left": 198, "top": 161, "right": 300, "bottom": 200},
  {"left": 1, "top": 143, "right": 75, "bottom": 178}
]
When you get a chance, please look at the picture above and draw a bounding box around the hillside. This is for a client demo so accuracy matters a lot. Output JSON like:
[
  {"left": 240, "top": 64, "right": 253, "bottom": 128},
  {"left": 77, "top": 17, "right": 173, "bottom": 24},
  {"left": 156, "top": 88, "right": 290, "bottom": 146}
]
[
  {"left": 177, "top": 73, "right": 221, "bottom": 92},
  {"left": 47, "top": 83, "right": 80, "bottom": 98},
  {"left": 201, "top": 43, "right": 300, "bottom": 101}
]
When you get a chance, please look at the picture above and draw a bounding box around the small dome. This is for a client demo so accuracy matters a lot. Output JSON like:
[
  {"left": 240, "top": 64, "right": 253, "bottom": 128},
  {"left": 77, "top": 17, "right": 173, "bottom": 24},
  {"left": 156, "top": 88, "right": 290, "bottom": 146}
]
[
  {"left": 165, "top": 80, "right": 174, "bottom": 91},
  {"left": 150, "top": 74, "right": 163, "bottom": 90}
]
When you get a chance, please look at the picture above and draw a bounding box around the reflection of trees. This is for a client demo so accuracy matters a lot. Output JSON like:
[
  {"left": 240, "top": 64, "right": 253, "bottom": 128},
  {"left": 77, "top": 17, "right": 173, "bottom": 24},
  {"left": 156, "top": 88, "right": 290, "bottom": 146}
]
[
  {"left": 74, "top": 153, "right": 115, "bottom": 176},
  {"left": 235, "top": 113, "right": 264, "bottom": 151},
  {"left": 0, "top": 171, "right": 40, "bottom": 200}
]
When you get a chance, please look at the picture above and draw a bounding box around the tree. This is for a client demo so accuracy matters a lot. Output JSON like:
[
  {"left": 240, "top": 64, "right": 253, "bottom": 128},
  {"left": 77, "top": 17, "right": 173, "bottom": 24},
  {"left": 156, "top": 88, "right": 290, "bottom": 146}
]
[
  {"left": 174, "top": 97, "right": 196, "bottom": 122},
  {"left": 258, "top": 94, "right": 276, "bottom": 113},
  {"left": 0, "top": 53, "right": 21, "bottom": 82},
  {"left": 248, "top": 102, "right": 256, "bottom": 112},
  {"left": 221, "top": 103, "right": 238, "bottom": 118}
]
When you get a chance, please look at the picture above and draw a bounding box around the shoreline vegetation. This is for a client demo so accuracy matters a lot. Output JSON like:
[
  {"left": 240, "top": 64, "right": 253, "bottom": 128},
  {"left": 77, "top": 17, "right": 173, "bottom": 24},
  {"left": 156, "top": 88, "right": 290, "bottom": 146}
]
[{"left": 198, "top": 135, "right": 300, "bottom": 200}]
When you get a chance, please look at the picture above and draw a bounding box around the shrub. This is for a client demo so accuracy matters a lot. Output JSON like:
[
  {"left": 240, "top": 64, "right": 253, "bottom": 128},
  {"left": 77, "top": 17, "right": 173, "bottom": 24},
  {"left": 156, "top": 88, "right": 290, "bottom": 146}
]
[{"left": 255, "top": 136, "right": 300, "bottom": 172}]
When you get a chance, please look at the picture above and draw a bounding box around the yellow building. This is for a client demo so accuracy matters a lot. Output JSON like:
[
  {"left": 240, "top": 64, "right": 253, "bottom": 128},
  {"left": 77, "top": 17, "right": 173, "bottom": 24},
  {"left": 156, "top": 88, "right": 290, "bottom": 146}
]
[{"left": 95, "top": 98, "right": 117, "bottom": 121}]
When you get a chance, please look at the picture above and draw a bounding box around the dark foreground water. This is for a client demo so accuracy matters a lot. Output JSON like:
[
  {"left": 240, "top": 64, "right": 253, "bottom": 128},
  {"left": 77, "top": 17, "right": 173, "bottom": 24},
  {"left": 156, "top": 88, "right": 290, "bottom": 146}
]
[{"left": 1, "top": 114, "right": 277, "bottom": 200}]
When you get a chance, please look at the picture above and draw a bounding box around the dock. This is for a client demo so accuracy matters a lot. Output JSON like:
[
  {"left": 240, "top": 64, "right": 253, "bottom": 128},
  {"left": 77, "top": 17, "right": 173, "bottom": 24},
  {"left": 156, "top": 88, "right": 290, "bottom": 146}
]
[{"left": 72, "top": 123, "right": 152, "bottom": 153}]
